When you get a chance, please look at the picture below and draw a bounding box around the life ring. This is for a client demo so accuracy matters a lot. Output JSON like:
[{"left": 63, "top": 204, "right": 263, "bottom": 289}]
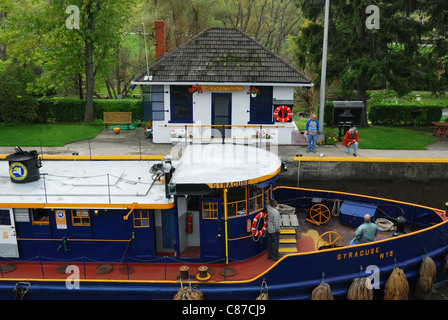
[
  {"left": 251, "top": 211, "right": 268, "bottom": 237},
  {"left": 274, "top": 105, "right": 293, "bottom": 123}
]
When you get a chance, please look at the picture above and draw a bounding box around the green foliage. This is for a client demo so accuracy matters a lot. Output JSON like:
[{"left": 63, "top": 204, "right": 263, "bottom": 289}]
[
  {"left": 0, "top": 65, "right": 38, "bottom": 124},
  {"left": 368, "top": 105, "right": 443, "bottom": 126},
  {"left": 37, "top": 98, "right": 143, "bottom": 123},
  {"left": 295, "top": 0, "right": 438, "bottom": 111},
  {"left": 93, "top": 99, "right": 143, "bottom": 121}
]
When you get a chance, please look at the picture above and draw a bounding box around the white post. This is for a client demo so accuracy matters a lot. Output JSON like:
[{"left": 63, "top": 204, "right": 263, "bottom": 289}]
[{"left": 318, "top": 0, "right": 330, "bottom": 140}]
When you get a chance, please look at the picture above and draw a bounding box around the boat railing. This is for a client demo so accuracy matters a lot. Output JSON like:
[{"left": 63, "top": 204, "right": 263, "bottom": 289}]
[
  {"left": 0, "top": 137, "right": 165, "bottom": 161},
  {"left": 0, "top": 254, "right": 261, "bottom": 282}
]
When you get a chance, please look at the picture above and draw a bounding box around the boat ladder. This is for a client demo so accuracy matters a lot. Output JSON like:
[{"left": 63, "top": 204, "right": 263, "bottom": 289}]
[{"left": 279, "top": 227, "right": 298, "bottom": 255}]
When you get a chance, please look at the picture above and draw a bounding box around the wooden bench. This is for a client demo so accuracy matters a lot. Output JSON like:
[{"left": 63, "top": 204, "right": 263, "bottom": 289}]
[{"left": 103, "top": 112, "right": 132, "bottom": 130}]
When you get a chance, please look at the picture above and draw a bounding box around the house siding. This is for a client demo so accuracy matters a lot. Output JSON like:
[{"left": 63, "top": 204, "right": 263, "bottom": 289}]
[{"left": 152, "top": 85, "right": 295, "bottom": 145}]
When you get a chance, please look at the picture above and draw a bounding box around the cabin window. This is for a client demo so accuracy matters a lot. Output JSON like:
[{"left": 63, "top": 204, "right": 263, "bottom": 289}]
[
  {"left": 72, "top": 209, "right": 91, "bottom": 226},
  {"left": 249, "top": 185, "right": 264, "bottom": 214},
  {"left": 134, "top": 210, "right": 150, "bottom": 228},
  {"left": 202, "top": 202, "right": 219, "bottom": 219},
  {"left": 227, "top": 187, "right": 247, "bottom": 218},
  {"left": 170, "top": 85, "right": 193, "bottom": 123},
  {"left": 0, "top": 210, "right": 11, "bottom": 226},
  {"left": 265, "top": 185, "right": 272, "bottom": 203},
  {"left": 31, "top": 209, "right": 50, "bottom": 225}
]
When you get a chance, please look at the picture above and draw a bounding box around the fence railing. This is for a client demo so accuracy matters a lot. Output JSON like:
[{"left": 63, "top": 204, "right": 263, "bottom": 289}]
[{"left": 161, "top": 124, "right": 290, "bottom": 146}]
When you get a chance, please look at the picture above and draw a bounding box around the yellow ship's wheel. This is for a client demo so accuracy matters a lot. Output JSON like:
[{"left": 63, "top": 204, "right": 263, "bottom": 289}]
[
  {"left": 307, "top": 204, "right": 331, "bottom": 226},
  {"left": 316, "top": 231, "right": 342, "bottom": 250}
]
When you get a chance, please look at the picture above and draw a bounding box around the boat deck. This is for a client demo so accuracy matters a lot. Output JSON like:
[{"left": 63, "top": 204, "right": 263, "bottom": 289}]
[{"left": 0, "top": 210, "right": 400, "bottom": 284}]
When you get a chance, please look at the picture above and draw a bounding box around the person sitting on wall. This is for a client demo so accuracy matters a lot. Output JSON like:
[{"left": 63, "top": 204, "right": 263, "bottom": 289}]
[
  {"left": 342, "top": 127, "right": 359, "bottom": 157},
  {"left": 350, "top": 214, "right": 378, "bottom": 245}
]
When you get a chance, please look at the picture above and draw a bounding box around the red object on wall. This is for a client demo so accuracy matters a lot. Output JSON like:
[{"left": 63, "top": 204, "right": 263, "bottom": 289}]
[
  {"left": 154, "top": 20, "right": 166, "bottom": 60},
  {"left": 186, "top": 213, "right": 193, "bottom": 234}
]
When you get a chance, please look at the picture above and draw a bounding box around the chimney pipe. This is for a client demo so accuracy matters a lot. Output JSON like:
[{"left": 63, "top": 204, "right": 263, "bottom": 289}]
[{"left": 154, "top": 20, "right": 166, "bottom": 60}]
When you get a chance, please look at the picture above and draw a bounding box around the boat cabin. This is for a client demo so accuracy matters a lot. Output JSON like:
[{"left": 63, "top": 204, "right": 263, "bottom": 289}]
[{"left": 0, "top": 144, "right": 281, "bottom": 263}]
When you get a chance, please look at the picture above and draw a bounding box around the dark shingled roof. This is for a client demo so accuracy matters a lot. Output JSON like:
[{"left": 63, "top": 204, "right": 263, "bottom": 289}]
[{"left": 135, "top": 27, "right": 312, "bottom": 85}]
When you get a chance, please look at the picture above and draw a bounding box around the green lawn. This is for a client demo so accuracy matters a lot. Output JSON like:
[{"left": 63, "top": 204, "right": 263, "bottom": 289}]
[
  {"left": 295, "top": 119, "right": 437, "bottom": 150},
  {"left": 358, "top": 126, "right": 436, "bottom": 150},
  {"left": 0, "top": 124, "right": 104, "bottom": 147}
]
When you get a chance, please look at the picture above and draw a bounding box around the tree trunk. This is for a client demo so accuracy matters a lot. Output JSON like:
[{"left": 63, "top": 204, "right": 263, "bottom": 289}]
[
  {"left": 357, "top": 74, "right": 368, "bottom": 126},
  {"left": 84, "top": 39, "right": 94, "bottom": 122},
  {"left": 357, "top": 16, "right": 368, "bottom": 127},
  {"left": 0, "top": 12, "right": 7, "bottom": 62},
  {"left": 78, "top": 73, "right": 84, "bottom": 100}
]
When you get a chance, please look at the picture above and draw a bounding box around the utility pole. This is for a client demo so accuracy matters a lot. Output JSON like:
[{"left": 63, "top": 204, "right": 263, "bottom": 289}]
[{"left": 318, "top": 0, "right": 330, "bottom": 139}]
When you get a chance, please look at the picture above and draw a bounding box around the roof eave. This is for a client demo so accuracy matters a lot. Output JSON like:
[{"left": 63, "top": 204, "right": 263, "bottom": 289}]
[{"left": 131, "top": 81, "right": 314, "bottom": 87}]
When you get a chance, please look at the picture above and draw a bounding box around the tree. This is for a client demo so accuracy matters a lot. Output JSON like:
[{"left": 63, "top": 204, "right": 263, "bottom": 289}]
[
  {"left": 0, "top": 64, "right": 38, "bottom": 123},
  {"left": 37, "top": 0, "right": 136, "bottom": 122},
  {"left": 424, "top": 0, "right": 448, "bottom": 96},
  {"left": 222, "top": 0, "right": 303, "bottom": 56},
  {"left": 295, "top": 0, "right": 432, "bottom": 126}
]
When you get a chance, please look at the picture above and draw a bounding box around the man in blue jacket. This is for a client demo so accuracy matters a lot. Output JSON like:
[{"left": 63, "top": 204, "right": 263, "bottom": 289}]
[{"left": 306, "top": 114, "right": 319, "bottom": 153}]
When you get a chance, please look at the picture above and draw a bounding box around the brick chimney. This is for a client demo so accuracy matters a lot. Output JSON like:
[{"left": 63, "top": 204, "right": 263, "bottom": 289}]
[{"left": 154, "top": 20, "right": 166, "bottom": 60}]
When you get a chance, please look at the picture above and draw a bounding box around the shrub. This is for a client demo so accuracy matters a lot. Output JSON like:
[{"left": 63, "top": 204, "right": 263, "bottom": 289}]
[
  {"left": 368, "top": 105, "right": 443, "bottom": 126},
  {"left": 37, "top": 98, "right": 85, "bottom": 123},
  {"left": 0, "top": 65, "right": 39, "bottom": 124},
  {"left": 37, "top": 98, "right": 143, "bottom": 123}
]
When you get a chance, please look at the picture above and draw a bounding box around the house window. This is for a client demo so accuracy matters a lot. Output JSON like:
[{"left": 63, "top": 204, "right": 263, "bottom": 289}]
[
  {"left": 32, "top": 209, "right": 50, "bottom": 225},
  {"left": 249, "top": 86, "right": 273, "bottom": 124},
  {"left": 72, "top": 209, "right": 90, "bottom": 226},
  {"left": 134, "top": 210, "right": 150, "bottom": 228},
  {"left": 170, "top": 85, "right": 193, "bottom": 123}
]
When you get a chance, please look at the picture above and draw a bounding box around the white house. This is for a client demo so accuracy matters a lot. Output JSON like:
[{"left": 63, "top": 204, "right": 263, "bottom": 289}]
[{"left": 132, "top": 21, "right": 313, "bottom": 145}]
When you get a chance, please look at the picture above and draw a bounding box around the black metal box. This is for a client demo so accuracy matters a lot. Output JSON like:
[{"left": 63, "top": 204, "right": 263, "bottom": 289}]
[{"left": 333, "top": 101, "right": 364, "bottom": 127}]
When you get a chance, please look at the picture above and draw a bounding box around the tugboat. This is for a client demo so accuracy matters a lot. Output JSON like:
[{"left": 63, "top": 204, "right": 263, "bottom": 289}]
[{"left": 0, "top": 144, "right": 447, "bottom": 300}]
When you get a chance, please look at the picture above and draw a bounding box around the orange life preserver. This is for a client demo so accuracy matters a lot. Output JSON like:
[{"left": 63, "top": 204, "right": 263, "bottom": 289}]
[
  {"left": 274, "top": 105, "right": 293, "bottom": 123},
  {"left": 251, "top": 211, "right": 268, "bottom": 238}
]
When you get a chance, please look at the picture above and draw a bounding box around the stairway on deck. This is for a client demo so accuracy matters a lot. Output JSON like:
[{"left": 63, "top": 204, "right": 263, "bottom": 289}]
[{"left": 279, "top": 214, "right": 299, "bottom": 255}]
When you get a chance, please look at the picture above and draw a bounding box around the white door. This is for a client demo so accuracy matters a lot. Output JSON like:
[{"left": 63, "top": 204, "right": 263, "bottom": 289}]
[{"left": 0, "top": 209, "right": 19, "bottom": 258}]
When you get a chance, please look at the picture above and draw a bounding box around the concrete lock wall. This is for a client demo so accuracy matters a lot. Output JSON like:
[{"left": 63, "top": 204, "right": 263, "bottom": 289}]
[{"left": 281, "top": 160, "right": 448, "bottom": 182}]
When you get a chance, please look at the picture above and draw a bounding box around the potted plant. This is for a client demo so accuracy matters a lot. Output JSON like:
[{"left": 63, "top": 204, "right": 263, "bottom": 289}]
[
  {"left": 248, "top": 86, "right": 259, "bottom": 98},
  {"left": 144, "top": 121, "right": 153, "bottom": 139},
  {"left": 188, "top": 83, "right": 203, "bottom": 94}
]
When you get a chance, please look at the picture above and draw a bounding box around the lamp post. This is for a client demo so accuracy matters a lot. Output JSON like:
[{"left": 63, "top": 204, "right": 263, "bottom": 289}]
[{"left": 318, "top": 0, "right": 330, "bottom": 140}]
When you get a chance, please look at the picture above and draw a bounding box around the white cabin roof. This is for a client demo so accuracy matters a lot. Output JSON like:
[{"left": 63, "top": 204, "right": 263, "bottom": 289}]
[
  {"left": 0, "top": 160, "right": 174, "bottom": 209},
  {"left": 0, "top": 145, "right": 281, "bottom": 208},
  {"left": 171, "top": 144, "right": 281, "bottom": 187}
]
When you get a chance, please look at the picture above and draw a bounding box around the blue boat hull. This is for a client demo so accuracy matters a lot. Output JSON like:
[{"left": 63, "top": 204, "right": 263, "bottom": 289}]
[
  {"left": 1, "top": 221, "right": 448, "bottom": 300},
  {"left": 1, "top": 186, "right": 447, "bottom": 300}
]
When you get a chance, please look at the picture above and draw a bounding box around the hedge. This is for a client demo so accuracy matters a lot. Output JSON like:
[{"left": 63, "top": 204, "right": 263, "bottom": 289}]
[
  {"left": 37, "top": 98, "right": 143, "bottom": 123},
  {"left": 368, "top": 105, "right": 443, "bottom": 126},
  {"left": 318, "top": 102, "right": 443, "bottom": 126}
]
